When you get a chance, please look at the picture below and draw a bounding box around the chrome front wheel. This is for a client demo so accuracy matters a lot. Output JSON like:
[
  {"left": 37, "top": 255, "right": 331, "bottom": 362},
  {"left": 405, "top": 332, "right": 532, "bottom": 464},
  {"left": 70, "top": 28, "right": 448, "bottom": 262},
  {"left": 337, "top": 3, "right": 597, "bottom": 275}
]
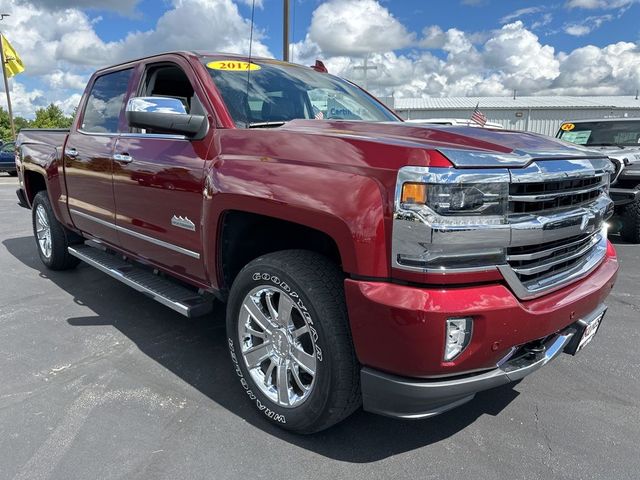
[
  {"left": 35, "top": 203, "right": 52, "bottom": 259},
  {"left": 227, "top": 250, "right": 361, "bottom": 433},
  {"left": 238, "top": 286, "right": 317, "bottom": 408}
]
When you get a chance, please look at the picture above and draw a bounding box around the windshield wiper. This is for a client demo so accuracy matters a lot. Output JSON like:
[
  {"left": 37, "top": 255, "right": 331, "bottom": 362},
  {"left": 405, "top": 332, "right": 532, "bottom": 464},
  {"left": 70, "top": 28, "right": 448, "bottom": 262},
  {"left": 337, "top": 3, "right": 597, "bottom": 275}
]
[
  {"left": 588, "top": 143, "right": 625, "bottom": 148},
  {"left": 247, "top": 121, "right": 286, "bottom": 129}
]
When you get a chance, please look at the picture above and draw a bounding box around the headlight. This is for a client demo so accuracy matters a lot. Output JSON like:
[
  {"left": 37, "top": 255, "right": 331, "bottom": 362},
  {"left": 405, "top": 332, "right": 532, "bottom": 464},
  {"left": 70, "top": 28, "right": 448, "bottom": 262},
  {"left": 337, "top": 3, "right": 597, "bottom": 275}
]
[
  {"left": 392, "top": 166, "right": 511, "bottom": 271},
  {"left": 401, "top": 182, "right": 509, "bottom": 217}
]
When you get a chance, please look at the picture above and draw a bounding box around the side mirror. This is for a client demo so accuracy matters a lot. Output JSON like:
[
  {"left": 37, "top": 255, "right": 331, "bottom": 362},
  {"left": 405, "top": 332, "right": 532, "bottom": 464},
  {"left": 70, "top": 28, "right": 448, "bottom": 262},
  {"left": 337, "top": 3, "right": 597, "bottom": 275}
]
[{"left": 125, "top": 96, "right": 208, "bottom": 139}]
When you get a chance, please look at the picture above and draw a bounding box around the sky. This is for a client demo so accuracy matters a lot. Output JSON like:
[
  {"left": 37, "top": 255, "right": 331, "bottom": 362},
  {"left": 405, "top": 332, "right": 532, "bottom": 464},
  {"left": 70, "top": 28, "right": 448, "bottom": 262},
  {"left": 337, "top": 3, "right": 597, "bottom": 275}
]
[{"left": 0, "top": 0, "right": 639, "bottom": 118}]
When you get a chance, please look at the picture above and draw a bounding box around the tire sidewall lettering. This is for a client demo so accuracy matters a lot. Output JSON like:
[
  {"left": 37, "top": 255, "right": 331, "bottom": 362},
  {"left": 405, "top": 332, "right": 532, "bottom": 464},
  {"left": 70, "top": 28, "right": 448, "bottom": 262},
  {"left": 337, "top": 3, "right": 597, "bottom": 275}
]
[
  {"left": 228, "top": 338, "right": 286, "bottom": 424},
  {"left": 231, "top": 269, "right": 326, "bottom": 425}
]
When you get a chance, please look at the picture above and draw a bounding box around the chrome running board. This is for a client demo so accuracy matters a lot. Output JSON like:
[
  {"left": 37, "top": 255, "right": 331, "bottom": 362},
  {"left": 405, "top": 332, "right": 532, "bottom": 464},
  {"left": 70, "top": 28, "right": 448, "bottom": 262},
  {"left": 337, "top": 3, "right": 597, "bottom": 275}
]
[{"left": 68, "top": 243, "right": 213, "bottom": 318}]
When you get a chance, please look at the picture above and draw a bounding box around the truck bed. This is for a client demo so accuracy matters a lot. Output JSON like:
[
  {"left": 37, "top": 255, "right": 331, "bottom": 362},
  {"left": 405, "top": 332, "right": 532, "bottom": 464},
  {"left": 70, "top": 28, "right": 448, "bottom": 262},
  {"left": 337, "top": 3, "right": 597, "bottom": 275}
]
[
  {"left": 18, "top": 128, "right": 69, "bottom": 148},
  {"left": 17, "top": 128, "right": 70, "bottom": 173}
]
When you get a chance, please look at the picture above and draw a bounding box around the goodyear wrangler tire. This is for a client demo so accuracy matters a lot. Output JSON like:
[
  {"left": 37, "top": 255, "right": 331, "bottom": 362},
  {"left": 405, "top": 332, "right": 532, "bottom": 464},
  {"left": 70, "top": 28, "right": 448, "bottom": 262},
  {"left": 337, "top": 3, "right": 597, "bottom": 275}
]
[
  {"left": 31, "top": 191, "right": 81, "bottom": 271},
  {"left": 226, "top": 250, "right": 361, "bottom": 433}
]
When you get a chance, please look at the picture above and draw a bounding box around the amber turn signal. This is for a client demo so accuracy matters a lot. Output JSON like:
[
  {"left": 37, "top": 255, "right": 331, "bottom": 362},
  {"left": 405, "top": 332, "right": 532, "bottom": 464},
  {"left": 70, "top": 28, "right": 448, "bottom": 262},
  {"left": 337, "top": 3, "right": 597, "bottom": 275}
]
[{"left": 401, "top": 183, "right": 427, "bottom": 204}]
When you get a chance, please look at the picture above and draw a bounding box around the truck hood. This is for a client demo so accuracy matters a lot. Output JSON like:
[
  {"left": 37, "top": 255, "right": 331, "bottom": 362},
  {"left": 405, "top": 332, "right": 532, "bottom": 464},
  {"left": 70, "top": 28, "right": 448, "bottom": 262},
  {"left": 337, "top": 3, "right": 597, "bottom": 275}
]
[{"left": 282, "top": 119, "right": 608, "bottom": 168}]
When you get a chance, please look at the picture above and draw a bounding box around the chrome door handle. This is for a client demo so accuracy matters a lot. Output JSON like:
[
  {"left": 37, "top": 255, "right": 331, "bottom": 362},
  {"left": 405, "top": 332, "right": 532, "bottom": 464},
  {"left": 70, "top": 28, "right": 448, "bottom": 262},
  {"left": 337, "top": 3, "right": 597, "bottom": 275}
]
[
  {"left": 65, "top": 148, "right": 79, "bottom": 158},
  {"left": 113, "top": 153, "right": 134, "bottom": 163}
]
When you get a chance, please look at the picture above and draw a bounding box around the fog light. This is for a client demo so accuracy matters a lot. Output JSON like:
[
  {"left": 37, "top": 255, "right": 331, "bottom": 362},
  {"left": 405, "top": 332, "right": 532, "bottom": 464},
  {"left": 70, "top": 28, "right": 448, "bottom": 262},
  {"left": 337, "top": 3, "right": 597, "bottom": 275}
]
[{"left": 445, "top": 317, "right": 473, "bottom": 361}]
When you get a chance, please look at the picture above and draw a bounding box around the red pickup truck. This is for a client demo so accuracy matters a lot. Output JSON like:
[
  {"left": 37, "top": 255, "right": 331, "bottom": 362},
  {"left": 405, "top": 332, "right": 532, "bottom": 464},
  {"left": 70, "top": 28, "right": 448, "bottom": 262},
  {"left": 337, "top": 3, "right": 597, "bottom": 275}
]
[{"left": 15, "top": 51, "right": 618, "bottom": 433}]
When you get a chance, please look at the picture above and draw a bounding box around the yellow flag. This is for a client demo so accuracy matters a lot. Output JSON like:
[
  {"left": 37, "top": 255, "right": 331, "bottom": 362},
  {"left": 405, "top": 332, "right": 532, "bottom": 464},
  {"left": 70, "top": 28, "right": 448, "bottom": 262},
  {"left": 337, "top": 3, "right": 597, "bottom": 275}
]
[{"left": 1, "top": 35, "right": 24, "bottom": 77}]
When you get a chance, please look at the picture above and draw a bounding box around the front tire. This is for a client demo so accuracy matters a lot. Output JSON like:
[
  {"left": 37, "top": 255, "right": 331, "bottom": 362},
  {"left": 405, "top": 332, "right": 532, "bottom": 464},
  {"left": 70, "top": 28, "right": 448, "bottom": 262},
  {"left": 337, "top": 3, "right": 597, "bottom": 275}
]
[
  {"left": 31, "top": 191, "right": 81, "bottom": 270},
  {"left": 8, "top": 171, "right": 18, "bottom": 177},
  {"left": 620, "top": 185, "right": 640, "bottom": 243},
  {"left": 226, "top": 250, "right": 361, "bottom": 433}
]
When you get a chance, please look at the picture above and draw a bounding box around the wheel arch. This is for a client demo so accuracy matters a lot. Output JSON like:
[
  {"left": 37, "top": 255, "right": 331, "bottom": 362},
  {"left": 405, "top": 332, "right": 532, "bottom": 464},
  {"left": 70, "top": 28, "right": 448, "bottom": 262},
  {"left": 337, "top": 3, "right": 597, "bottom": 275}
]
[
  {"left": 216, "top": 209, "right": 350, "bottom": 294},
  {"left": 23, "top": 168, "right": 48, "bottom": 205}
]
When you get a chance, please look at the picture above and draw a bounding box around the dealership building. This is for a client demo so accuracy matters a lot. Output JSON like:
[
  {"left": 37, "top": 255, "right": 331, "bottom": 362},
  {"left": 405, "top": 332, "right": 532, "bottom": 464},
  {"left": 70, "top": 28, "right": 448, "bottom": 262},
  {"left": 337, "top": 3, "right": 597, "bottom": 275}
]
[{"left": 390, "top": 96, "right": 640, "bottom": 136}]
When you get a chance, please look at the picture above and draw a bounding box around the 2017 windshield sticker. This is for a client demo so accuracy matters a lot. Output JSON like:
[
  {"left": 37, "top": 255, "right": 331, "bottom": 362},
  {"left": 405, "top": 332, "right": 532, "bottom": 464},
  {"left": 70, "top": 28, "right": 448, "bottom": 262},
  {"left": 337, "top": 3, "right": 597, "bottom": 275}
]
[
  {"left": 207, "top": 60, "right": 261, "bottom": 71},
  {"left": 561, "top": 123, "right": 575, "bottom": 131}
]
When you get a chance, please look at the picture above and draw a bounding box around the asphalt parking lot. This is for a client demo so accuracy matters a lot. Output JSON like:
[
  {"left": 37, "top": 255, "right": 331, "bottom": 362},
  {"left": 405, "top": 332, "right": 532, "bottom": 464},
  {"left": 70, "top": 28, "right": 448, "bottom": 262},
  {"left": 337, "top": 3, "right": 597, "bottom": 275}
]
[{"left": 0, "top": 175, "right": 638, "bottom": 480}]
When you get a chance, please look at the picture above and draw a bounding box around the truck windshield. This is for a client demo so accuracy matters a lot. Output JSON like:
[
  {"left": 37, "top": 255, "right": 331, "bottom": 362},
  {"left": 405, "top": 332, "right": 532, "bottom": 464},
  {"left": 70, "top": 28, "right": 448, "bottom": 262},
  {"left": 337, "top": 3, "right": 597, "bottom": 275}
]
[
  {"left": 557, "top": 120, "right": 640, "bottom": 147},
  {"left": 203, "top": 58, "right": 398, "bottom": 127}
]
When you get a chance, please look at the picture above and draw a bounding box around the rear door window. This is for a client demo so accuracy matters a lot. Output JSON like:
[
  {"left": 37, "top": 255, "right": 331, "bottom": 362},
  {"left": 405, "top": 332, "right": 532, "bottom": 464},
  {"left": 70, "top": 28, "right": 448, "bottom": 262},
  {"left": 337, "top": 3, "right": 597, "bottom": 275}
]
[{"left": 81, "top": 69, "right": 133, "bottom": 133}]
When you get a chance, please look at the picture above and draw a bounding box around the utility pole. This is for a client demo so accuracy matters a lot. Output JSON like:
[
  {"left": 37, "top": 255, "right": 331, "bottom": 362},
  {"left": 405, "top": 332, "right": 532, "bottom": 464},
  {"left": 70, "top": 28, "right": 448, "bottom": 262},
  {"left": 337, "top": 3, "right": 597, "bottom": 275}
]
[
  {"left": 283, "top": 0, "right": 289, "bottom": 62},
  {"left": 353, "top": 56, "right": 378, "bottom": 90},
  {"left": 0, "top": 13, "right": 14, "bottom": 140}
]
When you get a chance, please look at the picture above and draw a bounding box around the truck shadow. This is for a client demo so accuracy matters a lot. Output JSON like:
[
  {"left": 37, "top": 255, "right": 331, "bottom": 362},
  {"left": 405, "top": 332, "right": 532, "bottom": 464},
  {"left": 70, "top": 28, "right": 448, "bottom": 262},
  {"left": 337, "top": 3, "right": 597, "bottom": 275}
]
[{"left": 3, "top": 236, "right": 520, "bottom": 463}]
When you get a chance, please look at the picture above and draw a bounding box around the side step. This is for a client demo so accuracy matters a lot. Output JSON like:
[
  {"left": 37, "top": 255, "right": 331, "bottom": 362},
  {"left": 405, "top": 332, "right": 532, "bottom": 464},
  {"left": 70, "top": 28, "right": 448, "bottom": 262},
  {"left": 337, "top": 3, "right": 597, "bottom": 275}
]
[{"left": 68, "top": 243, "right": 213, "bottom": 318}]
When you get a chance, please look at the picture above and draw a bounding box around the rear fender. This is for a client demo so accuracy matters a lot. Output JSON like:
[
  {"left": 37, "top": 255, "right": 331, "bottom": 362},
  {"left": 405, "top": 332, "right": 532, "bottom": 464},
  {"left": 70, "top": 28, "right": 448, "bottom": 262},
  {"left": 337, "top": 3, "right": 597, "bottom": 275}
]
[{"left": 19, "top": 142, "right": 72, "bottom": 226}]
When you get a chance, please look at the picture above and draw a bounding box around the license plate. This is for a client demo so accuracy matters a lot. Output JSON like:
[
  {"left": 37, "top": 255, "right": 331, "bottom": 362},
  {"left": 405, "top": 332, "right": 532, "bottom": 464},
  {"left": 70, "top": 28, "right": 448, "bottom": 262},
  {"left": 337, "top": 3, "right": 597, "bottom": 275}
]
[{"left": 576, "top": 311, "right": 605, "bottom": 353}]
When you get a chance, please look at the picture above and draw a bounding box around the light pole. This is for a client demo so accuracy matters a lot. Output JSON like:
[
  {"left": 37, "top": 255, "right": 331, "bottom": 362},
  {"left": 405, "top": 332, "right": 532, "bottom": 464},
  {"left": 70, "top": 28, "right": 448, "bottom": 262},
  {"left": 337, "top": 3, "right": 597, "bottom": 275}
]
[
  {"left": 283, "top": 0, "right": 289, "bottom": 62},
  {"left": 0, "top": 13, "right": 15, "bottom": 140},
  {"left": 353, "top": 55, "right": 377, "bottom": 91}
]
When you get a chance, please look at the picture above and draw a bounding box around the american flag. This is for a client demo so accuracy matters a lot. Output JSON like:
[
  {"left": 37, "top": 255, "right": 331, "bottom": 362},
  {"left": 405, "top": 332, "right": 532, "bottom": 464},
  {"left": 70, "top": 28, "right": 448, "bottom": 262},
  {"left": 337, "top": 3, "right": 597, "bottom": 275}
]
[
  {"left": 314, "top": 110, "right": 324, "bottom": 120},
  {"left": 470, "top": 103, "right": 487, "bottom": 127}
]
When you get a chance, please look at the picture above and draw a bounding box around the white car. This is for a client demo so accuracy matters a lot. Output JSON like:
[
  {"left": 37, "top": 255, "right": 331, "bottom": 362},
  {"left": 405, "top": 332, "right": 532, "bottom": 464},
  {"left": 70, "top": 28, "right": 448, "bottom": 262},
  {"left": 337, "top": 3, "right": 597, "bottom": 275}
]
[
  {"left": 405, "top": 118, "right": 505, "bottom": 129},
  {"left": 557, "top": 118, "right": 640, "bottom": 243}
]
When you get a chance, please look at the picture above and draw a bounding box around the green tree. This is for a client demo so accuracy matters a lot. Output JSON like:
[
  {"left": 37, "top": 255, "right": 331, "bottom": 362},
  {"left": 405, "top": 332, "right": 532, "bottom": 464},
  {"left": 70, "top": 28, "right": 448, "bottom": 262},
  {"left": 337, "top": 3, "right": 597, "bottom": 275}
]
[
  {"left": 0, "top": 107, "right": 12, "bottom": 141},
  {"left": 30, "top": 104, "right": 74, "bottom": 129},
  {"left": 0, "top": 104, "right": 75, "bottom": 142}
]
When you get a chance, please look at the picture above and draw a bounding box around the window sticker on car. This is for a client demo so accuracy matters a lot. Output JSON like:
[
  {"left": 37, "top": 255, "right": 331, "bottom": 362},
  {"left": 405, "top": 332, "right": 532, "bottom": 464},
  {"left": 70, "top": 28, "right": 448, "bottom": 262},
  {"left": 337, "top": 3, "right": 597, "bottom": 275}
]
[
  {"left": 207, "top": 61, "right": 261, "bottom": 71},
  {"left": 561, "top": 123, "right": 575, "bottom": 131},
  {"left": 561, "top": 130, "right": 591, "bottom": 145}
]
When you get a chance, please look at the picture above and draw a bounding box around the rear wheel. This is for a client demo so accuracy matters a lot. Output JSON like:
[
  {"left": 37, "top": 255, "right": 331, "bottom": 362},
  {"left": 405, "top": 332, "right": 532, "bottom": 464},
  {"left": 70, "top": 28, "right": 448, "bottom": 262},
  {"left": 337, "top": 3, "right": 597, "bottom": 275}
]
[
  {"left": 31, "top": 191, "right": 81, "bottom": 270},
  {"left": 226, "top": 250, "right": 361, "bottom": 433},
  {"left": 620, "top": 185, "right": 640, "bottom": 243},
  {"left": 8, "top": 171, "right": 17, "bottom": 177}
]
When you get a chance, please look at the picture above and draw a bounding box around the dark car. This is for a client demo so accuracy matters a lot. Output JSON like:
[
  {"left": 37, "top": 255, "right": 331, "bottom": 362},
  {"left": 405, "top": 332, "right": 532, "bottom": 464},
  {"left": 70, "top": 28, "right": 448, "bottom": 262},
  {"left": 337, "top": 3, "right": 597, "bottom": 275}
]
[{"left": 0, "top": 142, "right": 17, "bottom": 176}]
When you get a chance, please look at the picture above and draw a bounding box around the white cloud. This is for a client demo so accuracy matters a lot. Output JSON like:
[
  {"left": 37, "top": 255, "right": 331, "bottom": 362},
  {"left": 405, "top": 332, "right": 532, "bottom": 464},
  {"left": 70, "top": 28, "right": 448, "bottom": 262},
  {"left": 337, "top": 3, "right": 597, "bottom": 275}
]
[
  {"left": 43, "top": 71, "right": 88, "bottom": 90},
  {"left": 307, "top": 0, "right": 414, "bottom": 57},
  {"left": 531, "top": 13, "right": 554, "bottom": 29},
  {"left": 0, "top": 79, "right": 81, "bottom": 117},
  {"left": 545, "top": 42, "right": 640, "bottom": 95},
  {"left": 564, "top": 13, "right": 614, "bottom": 36},
  {"left": 296, "top": 10, "right": 639, "bottom": 100},
  {"left": 500, "top": 7, "right": 545, "bottom": 24},
  {"left": 238, "top": 0, "right": 263, "bottom": 8},
  {"left": 54, "top": 0, "right": 271, "bottom": 67},
  {"left": 564, "top": 24, "right": 592, "bottom": 35},
  {"left": 0, "top": 0, "right": 271, "bottom": 75},
  {"left": 54, "top": 93, "right": 82, "bottom": 116},
  {"left": 565, "top": 0, "right": 638, "bottom": 9},
  {"left": 1, "top": 0, "right": 639, "bottom": 120},
  {"left": 0, "top": 0, "right": 272, "bottom": 118}
]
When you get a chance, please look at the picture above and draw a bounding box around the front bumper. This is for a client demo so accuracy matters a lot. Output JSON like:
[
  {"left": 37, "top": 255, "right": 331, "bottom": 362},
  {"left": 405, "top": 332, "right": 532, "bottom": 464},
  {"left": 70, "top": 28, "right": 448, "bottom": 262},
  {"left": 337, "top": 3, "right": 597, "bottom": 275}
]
[
  {"left": 346, "top": 243, "right": 617, "bottom": 418},
  {"left": 345, "top": 247, "right": 618, "bottom": 378},
  {"left": 361, "top": 306, "right": 605, "bottom": 418}
]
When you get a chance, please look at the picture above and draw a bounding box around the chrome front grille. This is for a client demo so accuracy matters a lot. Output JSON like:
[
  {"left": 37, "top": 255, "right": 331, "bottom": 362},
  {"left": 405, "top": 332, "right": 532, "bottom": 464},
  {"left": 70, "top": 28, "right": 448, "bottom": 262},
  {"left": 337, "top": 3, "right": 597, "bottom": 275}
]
[
  {"left": 509, "top": 175, "right": 607, "bottom": 214},
  {"left": 501, "top": 157, "right": 614, "bottom": 299},
  {"left": 506, "top": 230, "right": 603, "bottom": 291}
]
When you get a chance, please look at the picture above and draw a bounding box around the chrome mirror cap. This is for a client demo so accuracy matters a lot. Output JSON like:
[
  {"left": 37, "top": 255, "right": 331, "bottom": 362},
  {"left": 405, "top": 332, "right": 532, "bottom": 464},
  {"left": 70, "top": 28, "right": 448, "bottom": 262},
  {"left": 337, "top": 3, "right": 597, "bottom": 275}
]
[{"left": 126, "top": 96, "right": 187, "bottom": 115}]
